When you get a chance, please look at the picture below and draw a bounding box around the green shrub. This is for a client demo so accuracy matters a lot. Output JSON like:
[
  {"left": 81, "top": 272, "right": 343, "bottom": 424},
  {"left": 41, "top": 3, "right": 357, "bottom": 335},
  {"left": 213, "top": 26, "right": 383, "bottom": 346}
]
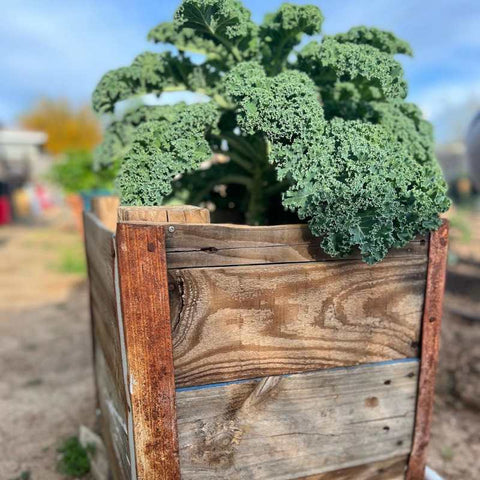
[
  {"left": 48, "top": 149, "right": 115, "bottom": 194},
  {"left": 92, "top": 0, "right": 450, "bottom": 263}
]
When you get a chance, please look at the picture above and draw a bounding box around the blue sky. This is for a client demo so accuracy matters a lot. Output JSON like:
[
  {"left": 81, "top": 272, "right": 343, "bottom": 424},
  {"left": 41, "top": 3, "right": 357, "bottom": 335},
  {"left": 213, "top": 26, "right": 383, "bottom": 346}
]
[{"left": 2, "top": 0, "right": 480, "bottom": 142}]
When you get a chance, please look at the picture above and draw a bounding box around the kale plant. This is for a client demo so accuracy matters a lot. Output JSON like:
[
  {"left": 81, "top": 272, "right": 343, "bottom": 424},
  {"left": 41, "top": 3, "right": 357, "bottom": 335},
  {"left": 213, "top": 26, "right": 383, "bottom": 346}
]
[{"left": 92, "top": 0, "right": 450, "bottom": 263}]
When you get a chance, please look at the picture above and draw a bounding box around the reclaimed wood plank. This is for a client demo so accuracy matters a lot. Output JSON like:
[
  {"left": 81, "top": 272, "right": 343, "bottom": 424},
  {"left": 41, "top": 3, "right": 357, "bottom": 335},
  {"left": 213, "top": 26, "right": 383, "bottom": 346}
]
[
  {"left": 176, "top": 360, "right": 419, "bottom": 479},
  {"left": 407, "top": 220, "right": 449, "bottom": 480},
  {"left": 84, "top": 212, "right": 133, "bottom": 480},
  {"left": 95, "top": 343, "right": 130, "bottom": 480},
  {"left": 159, "top": 223, "right": 427, "bottom": 268},
  {"left": 169, "top": 256, "right": 427, "bottom": 387},
  {"left": 300, "top": 455, "right": 407, "bottom": 479},
  {"left": 91, "top": 196, "right": 120, "bottom": 232},
  {"left": 297, "top": 455, "right": 408, "bottom": 480},
  {"left": 84, "top": 212, "right": 127, "bottom": 413},
  {"left": 116, "top": 223, "right": 180, "bottom": 479},
  {"left": 118, "top": 205, "right": 210, "bottom": 224},
  {"left": 166, "top": 241, "right": 427, "bottom": 269}
]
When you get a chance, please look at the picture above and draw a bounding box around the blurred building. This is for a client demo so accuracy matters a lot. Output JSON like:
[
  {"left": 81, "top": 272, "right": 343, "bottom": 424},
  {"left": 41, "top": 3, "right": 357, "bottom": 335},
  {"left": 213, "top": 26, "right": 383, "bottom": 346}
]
[
  {"left": 0, "top": 129, "right": 49, "bottom": 188},
  {"left": 466, "top": 111, "right": 480, "bottom": 189}
]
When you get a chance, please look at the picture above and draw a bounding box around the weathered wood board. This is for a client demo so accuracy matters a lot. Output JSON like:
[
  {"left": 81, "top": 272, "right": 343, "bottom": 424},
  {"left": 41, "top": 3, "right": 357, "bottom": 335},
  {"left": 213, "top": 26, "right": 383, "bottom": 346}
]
[
  {"left": 301, "top": 455, "right": 407, "bottom": 479},
  {"left": 118, "top": 205, "right": 210, "bottom": 224},
  {"left": 84, "top": 212, "right": 132, "bottom": 480},
  {"left": 169, "top": 256, "right": 427, "bottom": 387},
  {"left": 162, "top": 223, "right": 428, "bottom": 269},
  {"left": 91, "top": 196, "right": 120, "bottom": 232},
  {"left": 176, "top": 360, "right": 418, "bottom": 479},
  {"left": 94, "top": 343, "right": 131, "bottom": 480}
]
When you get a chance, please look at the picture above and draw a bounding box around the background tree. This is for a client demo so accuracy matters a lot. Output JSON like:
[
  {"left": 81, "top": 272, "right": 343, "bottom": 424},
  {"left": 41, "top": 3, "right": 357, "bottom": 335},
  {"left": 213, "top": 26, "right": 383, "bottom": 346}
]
[{"left": 20, "top": 98, "right": 102, "bottom": 155}]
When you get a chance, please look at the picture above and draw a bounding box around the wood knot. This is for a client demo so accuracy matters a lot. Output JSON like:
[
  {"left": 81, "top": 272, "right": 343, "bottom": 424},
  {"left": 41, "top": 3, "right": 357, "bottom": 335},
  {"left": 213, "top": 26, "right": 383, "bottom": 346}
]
[
  {"left": 192, "top": 419, "right": 243, "bottom": 467},
  {"left": 147, "top": 242, "right": 156, "bottom": 252}
]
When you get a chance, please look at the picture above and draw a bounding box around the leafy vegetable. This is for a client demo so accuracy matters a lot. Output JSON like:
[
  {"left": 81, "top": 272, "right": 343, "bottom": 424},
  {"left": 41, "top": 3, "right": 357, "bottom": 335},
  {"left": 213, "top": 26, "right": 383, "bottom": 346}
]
[{"left": 92, "top": 0, "right": 450, "bottom": 263}]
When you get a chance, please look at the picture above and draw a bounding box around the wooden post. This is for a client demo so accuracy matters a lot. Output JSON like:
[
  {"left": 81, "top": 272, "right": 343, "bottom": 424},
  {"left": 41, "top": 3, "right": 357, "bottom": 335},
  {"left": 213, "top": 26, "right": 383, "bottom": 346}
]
[
  {"left": 91, "top": 196, "right": 120, "bottom": 232},
  {"left": 116, "top": 206, "right": 209, "bottom": 479},
  {"left": 406, "top": 219, "right": 449, "bottom": 480}
]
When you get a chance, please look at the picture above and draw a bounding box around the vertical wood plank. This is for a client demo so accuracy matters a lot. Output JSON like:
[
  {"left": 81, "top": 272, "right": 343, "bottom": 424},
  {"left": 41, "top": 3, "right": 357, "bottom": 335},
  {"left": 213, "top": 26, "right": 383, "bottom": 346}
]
[
  {"left": 406, "top": 220, "right": 449, "bottom": 480},
  {"left": 116, "top": 223, "right": 180, "bottom": 480},
  {"left": 91, "top": 196, "right": 120, "bottom": 232}
]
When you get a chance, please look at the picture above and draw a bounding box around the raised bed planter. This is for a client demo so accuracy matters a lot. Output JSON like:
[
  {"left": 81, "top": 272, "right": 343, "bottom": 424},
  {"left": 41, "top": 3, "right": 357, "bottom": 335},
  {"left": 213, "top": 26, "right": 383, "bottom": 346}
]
[{"left": 84, "top": 198, "right": 448, "bottom": 480}]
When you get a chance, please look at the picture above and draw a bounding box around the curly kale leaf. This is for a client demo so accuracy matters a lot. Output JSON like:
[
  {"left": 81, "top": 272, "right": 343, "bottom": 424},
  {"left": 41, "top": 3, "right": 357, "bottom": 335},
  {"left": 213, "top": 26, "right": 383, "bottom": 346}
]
[
  {"left": 92, "top": 52, "right": 197, "bottom": 114},
  {"left": 334, "top": 26, "right": 413, "bottom": 56},
  {"left": 298, "top": 37, "right": 408, "bottom": 101},
  {"left": 259, "top": 4, "right": 323, "bottom": 75},
  {"left": 225, "top": 62, "right": 449, "bottom": 263},
  {"left": 148, "top": 21, "right": 227, "bottom": 61},
  {"left": 117, "top": 102, "right": 220, "bottom": 205},
  {"left": 225, "top": 62, "right": 325, "bottom": 143},
  {"left": 93, "top": 104, "right": 188, "bottom": 170},
  {"left": 174, "top": 0, "right": 259, "bottom": 61}
]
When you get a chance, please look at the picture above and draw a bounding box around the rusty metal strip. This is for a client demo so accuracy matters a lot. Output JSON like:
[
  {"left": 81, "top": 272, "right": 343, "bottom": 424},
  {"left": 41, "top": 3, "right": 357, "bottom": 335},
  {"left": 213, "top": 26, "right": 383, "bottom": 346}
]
[
  {"left": 116, "top": 223, "right": 181, "bottom": 480},
  {"left": 406, "top": 219, "right": 449, "bottom": 480}
]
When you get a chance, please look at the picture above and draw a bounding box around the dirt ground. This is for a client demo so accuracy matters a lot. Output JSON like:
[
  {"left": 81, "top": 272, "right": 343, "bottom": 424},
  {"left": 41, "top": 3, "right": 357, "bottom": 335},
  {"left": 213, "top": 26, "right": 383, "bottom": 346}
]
[{"left": 0, "top": 208, "right": 479, "bottom": 479}]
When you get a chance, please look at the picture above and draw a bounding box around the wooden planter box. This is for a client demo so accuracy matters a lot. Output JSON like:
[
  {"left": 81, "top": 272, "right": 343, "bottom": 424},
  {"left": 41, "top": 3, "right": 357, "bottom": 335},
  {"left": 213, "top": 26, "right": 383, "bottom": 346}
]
[{"left": 84, "top": 198, "right": 448, "bottom": 480}]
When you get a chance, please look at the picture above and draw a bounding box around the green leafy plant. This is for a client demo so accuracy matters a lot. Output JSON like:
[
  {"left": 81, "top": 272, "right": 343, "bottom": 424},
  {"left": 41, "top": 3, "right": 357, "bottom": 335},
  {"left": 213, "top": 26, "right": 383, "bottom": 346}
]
[
  {"left": 56, "top": 436, "right": 90, "bottom": 477},
  {"left": 48, "top": 149, "right": 115, "bottom": 194},
  {"left": 92, "top": 0, "right": 450, "bottom": 263}
]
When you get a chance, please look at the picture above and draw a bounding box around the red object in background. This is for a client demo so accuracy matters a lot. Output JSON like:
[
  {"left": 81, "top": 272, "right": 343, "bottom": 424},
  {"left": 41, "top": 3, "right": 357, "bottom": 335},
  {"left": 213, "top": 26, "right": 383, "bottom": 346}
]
[
  {"left": 35, "top": 184, "right": 53, "bottom": 210},
  {"left": 0, "top": 196, "right": 12, "bottom": 225}
]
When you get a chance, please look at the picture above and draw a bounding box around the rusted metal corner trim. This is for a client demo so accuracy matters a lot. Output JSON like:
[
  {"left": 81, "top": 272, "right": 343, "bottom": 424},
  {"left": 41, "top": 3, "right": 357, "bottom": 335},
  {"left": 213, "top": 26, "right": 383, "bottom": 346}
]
[
  {"left": 116, "top": 222, "right": 181, "bottom": 480},
  {"left": 406, "top": 219, "right": 449, "bottom": 480}
]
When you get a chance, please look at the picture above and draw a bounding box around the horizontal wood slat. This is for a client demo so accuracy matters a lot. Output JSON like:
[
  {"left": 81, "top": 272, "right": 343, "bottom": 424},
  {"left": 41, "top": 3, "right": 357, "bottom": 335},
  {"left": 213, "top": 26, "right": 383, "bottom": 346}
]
[
  {"left": 176, "top": 360, "right": 419, "bottom": 480},
  {"left": 300, "top": 455, "right": 407, "bottom": 479},
  {"left": 162, "top": 223, "right": 427, "bottom": 269},
  {"left": 169, "top": 256, "right": 427, "bottom": 387},
  {"left": 118, "top": 205, "right": 210, "bottom": 224}
]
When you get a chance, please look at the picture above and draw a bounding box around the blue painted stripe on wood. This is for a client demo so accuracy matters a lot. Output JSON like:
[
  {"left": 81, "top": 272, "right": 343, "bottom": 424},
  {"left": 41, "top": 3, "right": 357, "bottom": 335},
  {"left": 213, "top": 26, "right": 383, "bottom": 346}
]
[{"left": 175, "top": 357, "right": 419, "bottom": 393}]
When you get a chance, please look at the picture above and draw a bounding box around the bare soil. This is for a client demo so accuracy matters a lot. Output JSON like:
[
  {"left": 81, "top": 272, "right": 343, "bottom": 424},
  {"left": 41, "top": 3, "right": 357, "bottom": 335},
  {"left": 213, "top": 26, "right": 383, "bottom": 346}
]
[{"left": 0, "top": 209, "right": 479, "bottom": 479}]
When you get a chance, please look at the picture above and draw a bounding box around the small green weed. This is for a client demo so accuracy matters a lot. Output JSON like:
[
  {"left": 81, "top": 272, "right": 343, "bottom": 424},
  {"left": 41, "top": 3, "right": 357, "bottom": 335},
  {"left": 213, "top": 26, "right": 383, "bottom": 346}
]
[
  {"left": 56, "top": 436, "right": 90, "bottom": 477},
  {"left": 10, "top": 471, "right": 31, "bottom": 480}
]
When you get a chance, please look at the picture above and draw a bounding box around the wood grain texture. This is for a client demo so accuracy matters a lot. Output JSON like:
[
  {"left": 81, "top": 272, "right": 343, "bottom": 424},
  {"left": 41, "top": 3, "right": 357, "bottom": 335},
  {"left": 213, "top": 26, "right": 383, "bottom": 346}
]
[
  {"left": 118, "top": 205, "right": 210, "bottom": 224},
  {"left": 300, "top": 455, "right": 407, "bottom": 479},
  {"left": 84, "top": 212, "right": 131, "bottom": 479},
  {"left": 91, "top": 196, "right": 120, "bottom": 232},
  {"left": 169, "top": 256, "right": 427, "bottom": 387},
  {"left": 116, "top": 223, "right": 180, "bottom": 480},
  {"left": 163, "top": 223, "right": 428, "bottom": 269},
  {"left": 95, "top": 343, "right": 131, "bottom": 480},
  {"left": 407, "top": 220, "right": 449, "bottom": 480},
  {"left": 176, "top": 360, "right": 419, "bottom": 479}
]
